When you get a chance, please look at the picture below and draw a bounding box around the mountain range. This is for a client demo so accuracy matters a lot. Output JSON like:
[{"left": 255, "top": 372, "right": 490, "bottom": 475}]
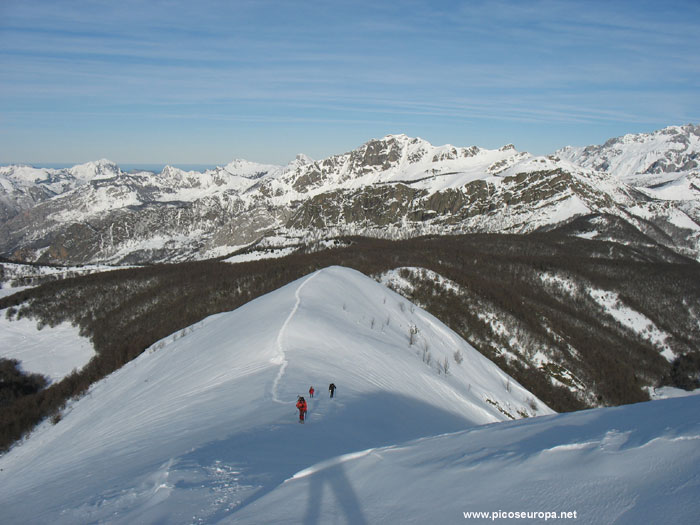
[{"left": 2, "top": 124, "right": 699, "bottom": 265}]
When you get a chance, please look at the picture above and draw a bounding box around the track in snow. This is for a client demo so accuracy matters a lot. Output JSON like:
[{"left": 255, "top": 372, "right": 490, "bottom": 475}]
[{"left": 271, "top": 269, "right": 321, "bottom": 403}]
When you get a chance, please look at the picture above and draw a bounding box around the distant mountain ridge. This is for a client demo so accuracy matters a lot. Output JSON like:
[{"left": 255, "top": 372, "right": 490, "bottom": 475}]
[
  {"left": 557, "top": 124, "right": 700, "bottom": 178},
  {"left": 1, "top": 124, "right": 699, "bottom": 264}
]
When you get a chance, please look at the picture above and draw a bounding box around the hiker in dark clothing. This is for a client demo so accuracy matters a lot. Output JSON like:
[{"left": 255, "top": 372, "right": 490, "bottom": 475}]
[
  {"left": 309, "top": 386, "right": 315, "bottom": 398},
  {"left": 329, "top": 383, "right": 336, "bottom": 398}
]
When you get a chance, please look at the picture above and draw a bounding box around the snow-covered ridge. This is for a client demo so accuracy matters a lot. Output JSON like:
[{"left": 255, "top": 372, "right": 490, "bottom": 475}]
[
  {"left": 0, "top": 157, "right": 283, "bottom": 203},
  {"left": 4, "top": 126, "right": 698, "bottom": 201},
  {"left": 558, "top": 123, "right": 700, "bottom": 178},
  {"left": 0, "top": 266, "right": 551, "bottom": 522},
  {"left": 2, "top": 125, "right": 700, "bottom": 265},
  {"left": 220, "top": 158, "right": 282, "bottom": 179},
  {"left": 260, "top": 133, "right": 526, "bottom": 202}
]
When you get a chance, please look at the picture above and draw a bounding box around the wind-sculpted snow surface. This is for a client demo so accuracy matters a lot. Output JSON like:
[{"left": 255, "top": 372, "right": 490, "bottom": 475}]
[
  {"left": 233, "top": 395, "right": 700, "bottom": 525},
  {"left": 0, "top": 266, "right": 550, "bottom": 523}
]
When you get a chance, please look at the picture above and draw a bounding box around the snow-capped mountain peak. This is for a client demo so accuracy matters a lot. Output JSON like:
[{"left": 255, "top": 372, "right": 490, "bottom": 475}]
[
  {"left": 294, "top": 153, "right": 314, "bottom": 165},
  {"left": 221, "top": 158, "right": 281, "bottom": 179},
  {"left": 158, "top": 164, "right": 182, "bottom": 177},
  {"left": 68, "top": 158, "right": 121, "bottom": 182},
  {"left": 557, "top": 123, "right": 700, "bottom": 178}
]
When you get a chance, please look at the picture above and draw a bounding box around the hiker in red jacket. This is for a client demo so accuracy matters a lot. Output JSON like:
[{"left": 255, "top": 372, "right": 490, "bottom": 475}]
[
  {"left": 296, "top": 396, "right": 308, "bottom": 423},
  {"left": 309, "top": 386, "right": 315, "bottom": 398}
]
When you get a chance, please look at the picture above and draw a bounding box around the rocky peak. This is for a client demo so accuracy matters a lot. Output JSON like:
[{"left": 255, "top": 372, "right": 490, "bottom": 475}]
[{"left": 351, "top": 136, "right": 406, "bottom": 170}]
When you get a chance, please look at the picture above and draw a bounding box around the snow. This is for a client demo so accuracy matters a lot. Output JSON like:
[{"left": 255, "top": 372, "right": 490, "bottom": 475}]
[
  {"left": 666, "top": 207, "right": 700, "bottom": 231},
  {"left": 0, "top": 285, "right": 32, "bottom": 299},
  {"left": 648, "top": 386, "right": 700, "bottom": 400},
  {"left": 223, "top": 246, "right": 296, "bottom": 263},
  {"left": 587, "top": 288, "right": 675, "bottom": 361},
  {"left": 575, "top": 230, "right": 599, "bottom": 239},
  {"left": 0, "top": 261, "right": 131, "bottom": 294},
  {"left": 635, "top": 173, "right": 700, "bottom": 201},
  {"left": 0, "top": 266, "right": 549, "bottom": 523},
  {"left": 68, "top": 159, "right": 120, "bottom": 182},
  {"left": 0, "top": 165, "right": 55, "bottom": 187},
  {"left": 0, "top": 315, "right": 95, "bottom": 383},
  {"left": 102, "top": 232, "right": 204, "bottom": 263},
  {"left": 220, "top": 159, "right": 281, "bottom": 178},
  {"left": 234, "top": 395, "right": 700, "bottom": 525},
  {"left": 5, "top": 129, "right": 700, "bottom": 265},
  {"left": 539, "top": 273, "right": 676, "bottom": 361},
  {"left": 262, "top": 135, "right": 527, "bottom": 205},
  {"left": 540, "top": 272, "right": 578, "bottom": 297},
  {"left": 558, "top": 124, "right": 700, "bottom": 179},
  {"left": 0, "top": 266, "right": 697, "bottom": 523},
  {"left": 628, "top": 204, "right": 655, "bottom": 220},
  {"left": 544, "top": 194, "right": 591, "bottom": 225},
  {"left": 379, "top": 267, "right": 462, "bottom": 297},
  {"left": 50, "top": 184, "right": 142, "bottom": 221}
]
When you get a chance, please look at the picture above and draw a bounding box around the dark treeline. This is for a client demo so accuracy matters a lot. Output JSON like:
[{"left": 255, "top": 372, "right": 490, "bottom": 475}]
[
  {"left": 1, "top": 231, "right": 699, "bottom": 452},
  {"left": 0, "top": 359, "right": 48, "bottom": 407}
]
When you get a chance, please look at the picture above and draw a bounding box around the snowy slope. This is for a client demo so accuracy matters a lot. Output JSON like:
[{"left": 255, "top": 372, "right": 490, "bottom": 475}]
[
  {"left": 0, "top": 266, "right": 550, "bottom": 523},
  {"left": 628, "top": 172, "right": 700, "bottom": 201},
  {"left": 0, "top": 316, "right": 95, "bottom": 383},
  {"left": 233, "top": 395, "right": 700, "bottom": 525},
  {"left": 557, "top": 124, "right": 700, "bottom": 178}
]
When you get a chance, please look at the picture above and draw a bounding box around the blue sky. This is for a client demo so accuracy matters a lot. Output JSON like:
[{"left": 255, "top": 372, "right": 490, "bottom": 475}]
[{"left": 1, "top": 0, "right": 699, "bottom": 165}]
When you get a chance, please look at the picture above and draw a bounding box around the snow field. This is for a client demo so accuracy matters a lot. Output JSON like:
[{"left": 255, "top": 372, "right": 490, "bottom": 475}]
[
  {"left": 232, "top": 395, "right": 700, "bottom": 525},
  {"left": 0, "top": 315, "right": 95, "bottom": 383}
]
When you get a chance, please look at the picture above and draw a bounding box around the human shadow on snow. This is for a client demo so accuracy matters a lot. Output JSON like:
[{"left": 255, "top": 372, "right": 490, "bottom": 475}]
[
  {"left": 301, "top": 460, "right": 368, "bottom": 525},
  {"left": 181, "top": 389, "right": 477, "bottom": 523}
]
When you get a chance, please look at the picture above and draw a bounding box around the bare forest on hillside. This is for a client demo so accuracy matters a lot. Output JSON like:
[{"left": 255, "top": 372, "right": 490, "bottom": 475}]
[{"left": 2, "top": 230, "right": 699, "bottom": 452}]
